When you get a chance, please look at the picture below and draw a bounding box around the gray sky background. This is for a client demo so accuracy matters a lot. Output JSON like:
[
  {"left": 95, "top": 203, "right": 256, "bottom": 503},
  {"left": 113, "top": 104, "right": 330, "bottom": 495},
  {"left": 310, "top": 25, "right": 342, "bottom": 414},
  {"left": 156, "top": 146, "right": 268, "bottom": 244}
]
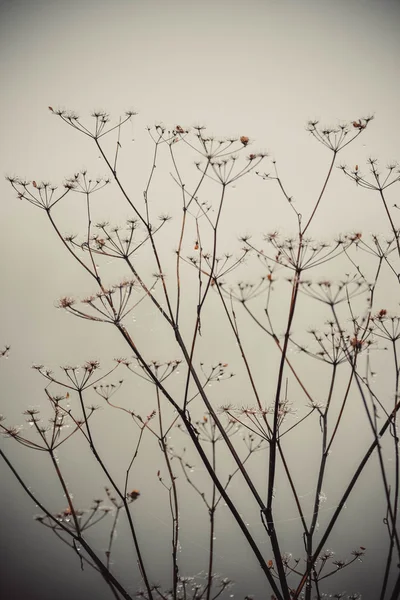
[{"left": 1, "top": 1, "right": 400, "bottom": 599}]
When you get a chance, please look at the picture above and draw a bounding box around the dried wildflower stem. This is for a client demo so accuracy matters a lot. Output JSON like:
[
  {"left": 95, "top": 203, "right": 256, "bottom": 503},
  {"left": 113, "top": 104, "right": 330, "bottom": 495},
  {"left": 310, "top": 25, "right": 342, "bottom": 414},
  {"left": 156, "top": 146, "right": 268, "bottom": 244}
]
[
  {"left": 143, "top": 134, "right": 161, "bottom": 223},
  {"left": 123, "top": 425, "right": 147, "bottom": 497},
  {"left": 44, "top": 126, "right": 276, "bottom": 586},
  {"left": 205, "top": 434, "right": 217, "bottom": 600},
  {"left": 113, "top": 118, "right": 122, "bottom": 175},
  {"left": 7, "top": 112, "right": 398, "bottom": 598},
  {"left": 265, "top": 267, "right": 301, "bottom": 595},
  {"left": 276, "top": 440, "right": 309, "bottom": 534},
  {"left": 382, "top": 336, "right": 400, "bottom": 596},
  {"left": 105, "top": 507, "right": 122, "bottom": 570},
  {"left": 178, "top": 422, "right": 283, "bottom": 598},
  {"left": 215, "top": 280, "right": 299, "bottom": 591},
  {"left": 325, "top": 367, "right": 354, "bottom": 452},
  {"left": 177, "top": 326, "right": 289, "bottom": 597},
  {"left": 263, "top": 137, "right": 361, "bottom": 598},
  {"left": 389, "top": 570, "right": 400, "bottom": 600},
  {"left": 181, "top": 184, "right": 228, "bottom": 412},
  {"left": 49, "top": 449, "right": 82, "bottom": 533},
  {"left": 174, "top": 429, "right": 265, "bottom": 600},
  {"left": 132, "top": 245, "right": 269, "bottom": 533},
  {"left": 174, "top": 326, "right": 266, "bottom": 507},
  {"left": 0, "top": 448, "right": 133, "bottom": 600},
  {"left": 267, "top": 268, "right": 301, "bottom": 506},
  {"left": 50, "top": 527, "right": 102, "bottom": 573},
  {"left": 301, "top": 151, "right": 337, "bottom": 236},
  {"left": 378, "top": 185, "right": 400, "bottom": 260},
  {"left": 304, "top": 363, "right": 338, "bottom": 596},
  {"left": 353, "top": 369, "right": 400, "bottom": 554},
  {"left": 77, "top": 404, "right": 153, "bottom": 596},
  {"left": 331, "top": 305, "right": 400, "bottom": 555},
  {"left": 241, "top": 301, "right": 316, "bottom": 405},
  {"left": 44, "top": 127, "right": 283, "bottom": 597},
  {"left": 115, "top": 324, "right": 284, "bottom": 599},
  {"left": 174, "top": 193, "right": 188, "bottom": 325},
  {"left": 46, "top": 208, "right": 97, "bottom": 281},
  {"left": 95, "top": 139, "right": 147, "bottom": 227},
  {"left": 45, "top": 377, "right": 152, "bottom": 595},
  {"left": 155, "top": 383, "right": 180, "bottom": 600},
  {"left": 261, "top": 148, "right": 344, "bottom": 598},
  {"left": 168, "top": 144, "right": 210, "bottom": 325},
  {"left": 85, "top": 192, "right": 103, "bottom": 282},
  {"left": 124, "top": 256, "right": 173, "bottom": 325},
  {"left": 312, "top": 362, "right": 337, "bottom": 507},
  {"left": 216, "top": 286, "right": 266, "bottom": 414},
  {"left": 96, "top": 136, "right": 176, "bottom": 324},
  {"left": 48, "top": 382, "right": 153, "bottom": 597},
  {"left": 160, "top": 175, "right": 291, "bottom": 594},
  {"left": 294, "top": 396, "right": 400, "bottom": 598}
]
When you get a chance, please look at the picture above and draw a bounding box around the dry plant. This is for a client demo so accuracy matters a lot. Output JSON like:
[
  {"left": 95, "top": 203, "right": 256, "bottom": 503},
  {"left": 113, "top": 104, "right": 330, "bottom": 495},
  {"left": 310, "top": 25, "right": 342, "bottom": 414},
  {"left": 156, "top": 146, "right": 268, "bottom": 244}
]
[{"left": 1, "top": 109, "right": 400, "bottom": 600}]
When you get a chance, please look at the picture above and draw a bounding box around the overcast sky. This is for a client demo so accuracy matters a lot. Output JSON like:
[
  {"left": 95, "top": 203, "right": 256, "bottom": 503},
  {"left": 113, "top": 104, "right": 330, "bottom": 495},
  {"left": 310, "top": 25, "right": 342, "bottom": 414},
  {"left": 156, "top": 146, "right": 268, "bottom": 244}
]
[{"left": 1, "top": 1, "right": 400, "bottom": 599}]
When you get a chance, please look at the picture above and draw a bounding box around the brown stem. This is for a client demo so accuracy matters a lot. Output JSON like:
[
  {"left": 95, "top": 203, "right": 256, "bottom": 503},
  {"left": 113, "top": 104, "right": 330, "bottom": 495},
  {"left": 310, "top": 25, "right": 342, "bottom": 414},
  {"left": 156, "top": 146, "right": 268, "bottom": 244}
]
[
  {"left": 206, "top": 439, "right": 217, "bottom": 600},
  {"left": 116, "top": 324, "right": 285, "bottom": 599},
  {"left": 0, "top": 449, "right": 134, "bottom": 600},
  {"left": 293, "top": 397, "right": 400, "bottom": 598},
  {"left": 301, "top": 151, "right": 337, "bottom": 237}
]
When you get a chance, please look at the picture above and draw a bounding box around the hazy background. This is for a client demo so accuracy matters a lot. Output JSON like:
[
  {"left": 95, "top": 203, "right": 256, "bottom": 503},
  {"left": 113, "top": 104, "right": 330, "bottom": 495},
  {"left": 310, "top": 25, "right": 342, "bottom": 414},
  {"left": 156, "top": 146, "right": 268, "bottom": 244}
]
[{"left": 1, "top": 0, "right": 400, "bottom": 598}]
